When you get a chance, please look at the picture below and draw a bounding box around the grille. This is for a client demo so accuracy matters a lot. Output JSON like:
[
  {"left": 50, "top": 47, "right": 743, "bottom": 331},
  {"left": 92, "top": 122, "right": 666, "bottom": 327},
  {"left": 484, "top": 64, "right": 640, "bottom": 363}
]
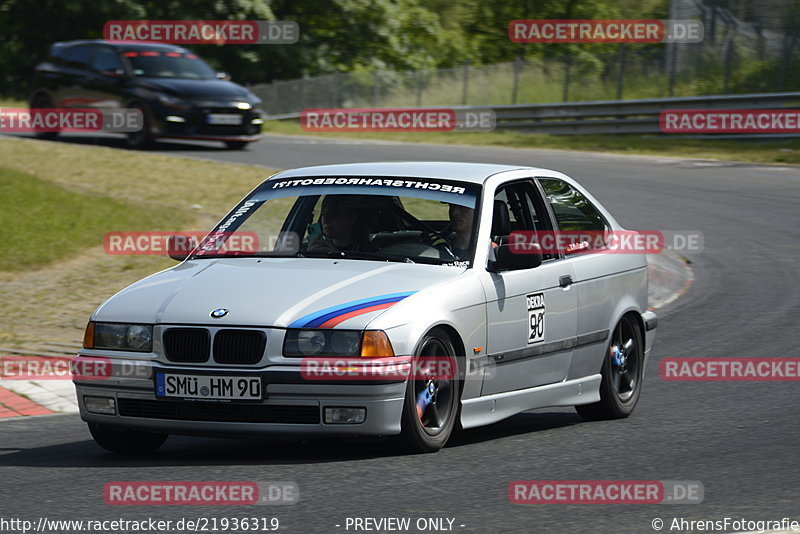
[
  {"left": 117, "top": 398, "right": 320, "bottom": 424},
  {"left": 163, "top": 328, "right": 210, "bottom": 363},
  {"left": 213, "top": 330, "right": 266, "bottom": 364}
]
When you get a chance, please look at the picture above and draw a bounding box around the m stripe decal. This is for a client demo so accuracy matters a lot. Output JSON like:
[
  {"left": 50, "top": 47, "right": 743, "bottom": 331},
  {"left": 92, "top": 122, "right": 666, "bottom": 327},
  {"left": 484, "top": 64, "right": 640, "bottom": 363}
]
[{"left": 289, "top": 292, "right": 416, "bottom": 329}]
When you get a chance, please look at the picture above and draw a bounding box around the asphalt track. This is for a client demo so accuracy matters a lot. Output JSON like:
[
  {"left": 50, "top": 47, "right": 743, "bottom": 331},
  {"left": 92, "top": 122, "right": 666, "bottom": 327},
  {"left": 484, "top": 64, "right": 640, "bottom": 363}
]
[{"left": 1, "top": 133, "right": 799, "bottom": 534}]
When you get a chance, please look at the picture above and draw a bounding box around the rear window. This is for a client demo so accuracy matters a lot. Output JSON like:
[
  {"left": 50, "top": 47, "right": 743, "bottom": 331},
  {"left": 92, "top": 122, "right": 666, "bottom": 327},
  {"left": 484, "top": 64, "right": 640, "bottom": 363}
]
[{"left": 122, "top": 50, "right": 215, "bottom": 79}]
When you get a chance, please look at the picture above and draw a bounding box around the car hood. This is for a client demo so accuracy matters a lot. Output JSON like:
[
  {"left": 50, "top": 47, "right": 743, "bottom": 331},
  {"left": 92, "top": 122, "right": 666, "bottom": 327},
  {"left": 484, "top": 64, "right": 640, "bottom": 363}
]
[
  {"left": 93, "top": 258, "right": 466, "bottom": 329},
  {"left": 137, "top": 78, "right": 255, "bottom": 103}
]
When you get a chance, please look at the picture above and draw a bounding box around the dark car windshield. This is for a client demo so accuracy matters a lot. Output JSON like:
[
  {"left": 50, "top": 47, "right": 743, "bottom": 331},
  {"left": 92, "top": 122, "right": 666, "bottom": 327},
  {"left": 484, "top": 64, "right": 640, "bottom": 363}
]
[
  {"left": 123, "top": 50, "right": 216, "bottom": 79},
  {"left": 190, "top": 176, "right": 482, "bottom": 267}
]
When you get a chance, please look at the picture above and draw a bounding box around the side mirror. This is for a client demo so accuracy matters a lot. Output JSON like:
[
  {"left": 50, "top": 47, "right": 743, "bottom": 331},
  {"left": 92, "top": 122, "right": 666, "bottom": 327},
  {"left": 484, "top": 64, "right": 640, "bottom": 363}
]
[
  {"left": 489, "top": 243, "right": 543, "bottom": 272},
  {"left": 167, "top": 234, "right": 196, "bottom": 261},
  {"left": 216, "top": 72, "right": 231, "bottom": 81}
]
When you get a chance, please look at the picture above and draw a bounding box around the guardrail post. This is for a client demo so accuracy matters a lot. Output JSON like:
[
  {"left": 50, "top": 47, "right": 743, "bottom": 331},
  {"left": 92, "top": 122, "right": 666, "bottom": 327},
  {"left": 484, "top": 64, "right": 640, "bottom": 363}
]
[
  {"left": 416, "top": 69, "right": 424, "bottom": 107},
  {"left": 616, "top": 46, "right": 626, "bottom": 100},
  {"left": 333, "top": 71, "right": 342, "bottom": 108},
  {"left": 372, "top": 70, "right": 380, "bottom": 107},
  {"left": 462, "top": 61, "right": 470, "bottom": 105}
]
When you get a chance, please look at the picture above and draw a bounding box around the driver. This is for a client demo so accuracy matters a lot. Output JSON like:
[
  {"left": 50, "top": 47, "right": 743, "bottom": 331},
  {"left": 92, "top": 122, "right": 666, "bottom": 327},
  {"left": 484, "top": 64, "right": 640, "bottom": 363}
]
[
  {"left": 307, "top": 195, "right": 374, "bottom": 252},
  {"left": 447, "top": 203, "right": 475, "bottom": 257}
]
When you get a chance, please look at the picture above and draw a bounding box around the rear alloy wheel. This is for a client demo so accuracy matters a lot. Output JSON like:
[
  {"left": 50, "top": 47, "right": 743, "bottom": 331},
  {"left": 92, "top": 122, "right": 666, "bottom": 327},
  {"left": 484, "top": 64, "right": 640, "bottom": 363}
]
[
  {"left": 30, "top": 94, "right": 59, "bottom": 140},
  {"left": 125, "top": 103, "right": 154, "bottom": 149},
  {"left": 575, "top": 314, "right": 644, "bottom": 420},
  {"left": 224, "top": 141, "right": 249, "bottom": 150},
  {"left": 398, "top": 330, "right": 460, "bottom": 453},
  {"left": 88, "top": 423, "right": 168, "bottom": 454}
]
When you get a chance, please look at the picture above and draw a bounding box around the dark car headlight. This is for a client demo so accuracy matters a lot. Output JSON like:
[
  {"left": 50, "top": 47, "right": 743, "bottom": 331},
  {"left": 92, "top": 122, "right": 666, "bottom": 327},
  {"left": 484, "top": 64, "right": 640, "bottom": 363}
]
[
  {"left": 283, "top": 329, "right": 395, "bottom": 358},
  {"left": 156, "top": 93, "right": 191, "bottom": 110},
  {"left": 83, "top": 321, "right": 153, "bottom": 352},
  {"left": 284, "top": 330, "right": 362, "bottom": 357}
]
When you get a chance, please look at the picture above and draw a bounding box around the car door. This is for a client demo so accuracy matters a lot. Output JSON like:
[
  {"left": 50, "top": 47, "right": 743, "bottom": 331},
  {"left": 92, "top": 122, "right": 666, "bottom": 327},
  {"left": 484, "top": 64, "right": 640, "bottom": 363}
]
[
  {"left": 54, "top": 45, "right": 96, "bottom": 108},
  {"left": 479, "top": 179, "right": 578, "bottom": 396},
  {"left": 84, "top": 45, "right": 128, "bottom": 109},
  {"left": 537, "top": 177, "right": 644, "bottom": 381}
]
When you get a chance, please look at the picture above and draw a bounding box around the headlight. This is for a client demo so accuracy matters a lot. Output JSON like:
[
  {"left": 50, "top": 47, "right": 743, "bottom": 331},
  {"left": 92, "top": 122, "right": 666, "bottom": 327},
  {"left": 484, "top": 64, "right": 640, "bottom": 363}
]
[
  {"left": 284, "top": 330, "right": 362, "bottom": 357},
  {"left": 156, "top": 93, "right": 190, "bottom": 110},
  {"left": 86, "top": 322, "right": 153, "bottom": 352}
]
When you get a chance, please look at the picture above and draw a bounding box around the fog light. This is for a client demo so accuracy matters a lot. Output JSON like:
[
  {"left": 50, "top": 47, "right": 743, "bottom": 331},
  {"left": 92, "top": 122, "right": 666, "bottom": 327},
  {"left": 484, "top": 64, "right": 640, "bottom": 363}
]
[
  {"left": 84, "top": 396, "right": 116, "bottom": 415},
  {"left": 165, "top": 115, "right": 186, "bottom": 123},
  {"left": 251, "top": 118, "right": 264, "bottom": 124},
  {"left": 324, "top": 407, "right": 366, "bottom": 424}
]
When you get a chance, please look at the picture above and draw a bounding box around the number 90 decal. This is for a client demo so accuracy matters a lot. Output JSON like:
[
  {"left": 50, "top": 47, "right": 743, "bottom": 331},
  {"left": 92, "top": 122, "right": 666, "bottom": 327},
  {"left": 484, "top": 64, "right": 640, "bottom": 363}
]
[{"left": 527, "top": 292, "right": 545, "bottom": 344}]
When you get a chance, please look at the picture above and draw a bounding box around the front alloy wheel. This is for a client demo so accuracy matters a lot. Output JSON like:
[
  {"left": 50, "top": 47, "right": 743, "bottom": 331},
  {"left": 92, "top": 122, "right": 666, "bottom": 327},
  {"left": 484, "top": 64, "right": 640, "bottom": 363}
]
[{"left": 398, "top": 330, "right": 460, "bottom": 453}]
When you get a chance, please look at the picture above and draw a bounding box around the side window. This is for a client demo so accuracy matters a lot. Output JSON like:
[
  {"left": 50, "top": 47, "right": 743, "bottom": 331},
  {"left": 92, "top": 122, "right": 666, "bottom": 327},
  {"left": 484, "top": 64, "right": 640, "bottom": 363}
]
[
  {"left": 540, "top": 178, "right": 608, "bottom": 255},
  {"left": 493, "top": 180, "right": 558, "bottom": 261},
  {"left": 62, "top": 46, "right": 94, "bottom": 71},
  {"left": 539, "top": 179, "right": 608, "bottom": 232},
  {"left": 92, "top": 48, "right": 125, "bottom": 75}
]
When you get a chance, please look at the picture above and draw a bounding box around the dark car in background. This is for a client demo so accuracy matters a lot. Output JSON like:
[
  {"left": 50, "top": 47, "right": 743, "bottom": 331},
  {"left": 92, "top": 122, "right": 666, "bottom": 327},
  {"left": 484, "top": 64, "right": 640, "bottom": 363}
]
[{"left": 29, "top": 40, "right": 263, "bottom": 149}]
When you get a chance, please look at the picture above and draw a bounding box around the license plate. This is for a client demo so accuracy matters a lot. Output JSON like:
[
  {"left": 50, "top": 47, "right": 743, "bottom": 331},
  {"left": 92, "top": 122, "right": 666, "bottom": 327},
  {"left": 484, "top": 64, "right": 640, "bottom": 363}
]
[
  {"left": 156, "top": 373, "right": 262, "bottom": 400},
  {"left": 207, "top": 113, "right": 243, "bottom": 125}
]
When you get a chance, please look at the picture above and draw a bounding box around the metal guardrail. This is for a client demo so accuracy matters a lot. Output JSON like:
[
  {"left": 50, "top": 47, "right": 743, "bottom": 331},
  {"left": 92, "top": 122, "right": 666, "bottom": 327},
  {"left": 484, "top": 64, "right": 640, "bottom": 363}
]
[{"left": 266, "top": 92, "right": 800, "bottom": 136}]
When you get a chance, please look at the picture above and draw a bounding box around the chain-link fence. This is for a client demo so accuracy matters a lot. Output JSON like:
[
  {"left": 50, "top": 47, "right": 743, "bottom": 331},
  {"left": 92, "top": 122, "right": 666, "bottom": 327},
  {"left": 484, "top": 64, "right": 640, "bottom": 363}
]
[{"left": 252, "top": 0, "right": 800, "bottom": 116}]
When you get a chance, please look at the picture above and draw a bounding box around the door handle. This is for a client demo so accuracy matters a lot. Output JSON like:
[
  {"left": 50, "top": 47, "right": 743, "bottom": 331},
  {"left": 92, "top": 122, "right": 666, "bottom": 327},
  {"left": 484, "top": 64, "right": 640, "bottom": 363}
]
[{"left": 559, "top": 275, "right": 573, "bottom": 288}]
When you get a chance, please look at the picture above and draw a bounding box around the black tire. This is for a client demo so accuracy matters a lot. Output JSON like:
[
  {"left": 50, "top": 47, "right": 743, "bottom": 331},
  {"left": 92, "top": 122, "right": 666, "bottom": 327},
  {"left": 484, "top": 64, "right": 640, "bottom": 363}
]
[
  {"left": 398, "top": 329, "right": 460, "bottom": 453},
  {"left": 88, "top": 423, "right": 168, "bottom": 454},
  {"left": 224, "top": 140, "right": 249, "bottom": 150},
  {"left": 125, "top": 103, "right": 154, "bottom": 149},
  {"left": 576, "top": 314, "right": 644, "bottom": 420},
  {"left": 30, "top": 94, "right": 59, "bottom": 140}
]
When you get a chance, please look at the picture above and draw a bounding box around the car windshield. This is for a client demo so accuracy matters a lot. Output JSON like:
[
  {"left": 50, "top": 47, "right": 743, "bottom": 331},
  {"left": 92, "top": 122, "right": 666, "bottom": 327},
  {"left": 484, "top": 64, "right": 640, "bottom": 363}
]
[
  {"left": 123, "top": 50, "right": 216, "bottom": 79},
  {"left": 191, "top": 176, "right": 481, "bottom": 266}
]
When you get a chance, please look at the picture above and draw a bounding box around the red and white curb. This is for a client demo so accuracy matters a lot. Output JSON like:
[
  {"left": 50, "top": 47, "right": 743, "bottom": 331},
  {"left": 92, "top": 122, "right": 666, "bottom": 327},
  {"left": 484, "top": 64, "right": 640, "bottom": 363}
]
[{"left": 0, "top": 345, "right": 79, "bottom": 419}]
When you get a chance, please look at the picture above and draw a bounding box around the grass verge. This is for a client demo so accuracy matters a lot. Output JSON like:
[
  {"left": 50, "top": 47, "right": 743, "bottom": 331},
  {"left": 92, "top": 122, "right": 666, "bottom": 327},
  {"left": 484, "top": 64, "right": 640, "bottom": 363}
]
[
  {"left": 0, "top": 167, "right": 187, "bottom": 271},
  {"left": 264, "top": 120, "right": 800, "bottom": 166},
  {"left": 0, "top": 137, "right": 274, "bottom": 346}
]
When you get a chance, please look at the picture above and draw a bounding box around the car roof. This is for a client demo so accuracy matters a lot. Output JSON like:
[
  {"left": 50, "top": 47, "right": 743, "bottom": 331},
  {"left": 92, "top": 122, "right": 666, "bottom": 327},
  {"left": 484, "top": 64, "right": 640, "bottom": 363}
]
[
  {"left": 52, "top": 40, "right": 188, "bottom": 52},
  {"left": 270, "top": 162, "right": 554, "bottom": 185}
]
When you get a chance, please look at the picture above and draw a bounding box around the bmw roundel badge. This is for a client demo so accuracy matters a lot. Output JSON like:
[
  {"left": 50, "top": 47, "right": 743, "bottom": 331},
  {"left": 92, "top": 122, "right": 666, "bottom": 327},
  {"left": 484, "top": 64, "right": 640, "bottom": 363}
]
[{"left": 210, "top": 308, "right": 229, "bottom": 318}]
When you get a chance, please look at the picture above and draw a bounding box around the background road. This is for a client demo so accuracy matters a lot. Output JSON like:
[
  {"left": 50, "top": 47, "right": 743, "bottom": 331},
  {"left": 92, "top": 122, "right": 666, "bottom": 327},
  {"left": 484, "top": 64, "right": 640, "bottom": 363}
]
[{"left": 1, "top": 134, "right": 799, "bottom": 533}]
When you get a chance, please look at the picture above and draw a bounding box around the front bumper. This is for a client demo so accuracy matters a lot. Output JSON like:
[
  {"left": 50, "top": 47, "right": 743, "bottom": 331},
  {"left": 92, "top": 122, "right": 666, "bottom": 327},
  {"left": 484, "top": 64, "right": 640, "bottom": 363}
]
[
  {"left": 150, "top": 105, "right": 263, "bottom": 142},
  {"left": 74, "top": 357, "right": 406, "bottom": 437}
]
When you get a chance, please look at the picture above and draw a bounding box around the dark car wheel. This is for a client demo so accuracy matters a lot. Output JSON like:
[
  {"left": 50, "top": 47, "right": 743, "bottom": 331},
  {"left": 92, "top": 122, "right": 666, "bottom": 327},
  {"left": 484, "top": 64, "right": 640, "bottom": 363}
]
[
  {"left": 224, "top": 141, "right": 249, "bottom": 150},
  {"left": 575, "top": 314, "right": 644, "bottom": 420},
  {"left": 398, "top": 329, "right": 460, "bottom": 453},
  {"left": 88, "top": 423, "right": 168, "bottom": 454},
  {"left": 125, "top": 103, "right": 154, "bottom": 149},
  {"left": 30, "top": 94, "right": 59, "bottom": 140}
]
